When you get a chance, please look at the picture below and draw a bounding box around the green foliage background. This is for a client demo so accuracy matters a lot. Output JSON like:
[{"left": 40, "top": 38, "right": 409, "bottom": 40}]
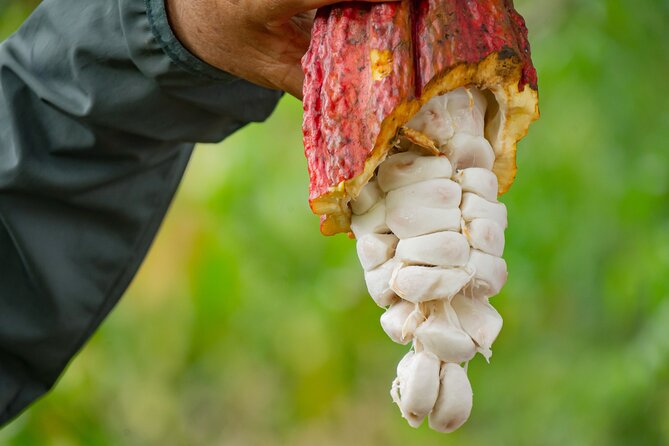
[{"left": 1, "top": 1, "right": 669, "bottom": 444}]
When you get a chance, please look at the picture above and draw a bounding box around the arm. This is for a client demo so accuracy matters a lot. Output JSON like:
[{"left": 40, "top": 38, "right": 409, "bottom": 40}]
[
  {"left": 0, "top": 0, "right": 393, "bottom": 425},
  {"left": 0, "top": 0, "right": 283, "bottom": 425}
]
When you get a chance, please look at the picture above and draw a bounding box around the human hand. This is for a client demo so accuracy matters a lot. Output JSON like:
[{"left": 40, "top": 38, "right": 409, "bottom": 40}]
[{"left": 166, "top": 0, "right": 396, "bottom": 99}]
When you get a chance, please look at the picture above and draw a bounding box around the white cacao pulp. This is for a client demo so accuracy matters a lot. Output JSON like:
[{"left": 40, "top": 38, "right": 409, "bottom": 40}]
[
  {"left": 414, "top": 302, "right": 476, "bottom": 363},
  {"left": 390, "top": 266, "right": 471, "bottom": 303},
  {"left": 386, "top": 206, "right": 461, "bottom": 239},
  {"left": 363, "top": 259, "right": 399, "bottom": 307},
  {"left": 445, "top": 133, "right": 495, "bottom": 171},
  {"left": 428, "top": 363, "right": 474, "bottom": 433},
  {"left": 454, "top": 167, "right": 498, "bottom": 201},
  {"left": 350, "top": 86, "right": 509, "bottom": 432},
  {"left": 395, "top": 232, "right": 470, "bottom": 267},
  {"left": 350, "top": 200, "right": 390, "bottom": 237},
  {"left": 351, "top": 179, "right": 383, "bottom": 215},
  {"left": 356, "top": 233, "right": 399, "bottom": 271},
  {"left": 463, "top": 219, "right": 505, "bottom": 257},
  {"left": 380, "top": 299, "right": 419, "bottom": 344},
  {"left": 390, "top": 351, "right": 441, "bottom": 428},
  {"left": 377, "top": 151, "right": 452, "bottom": 192}
]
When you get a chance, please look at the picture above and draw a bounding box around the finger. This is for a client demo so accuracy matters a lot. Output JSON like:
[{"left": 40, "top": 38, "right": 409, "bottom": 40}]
[
  {"left": 292, "top": 10, "right": 317, "bottom": 35},
  {"left": 263, "top": 0, "right": 398, "bottom": 24},
  {"left": 281, "top": 63, "right": 305, "bottom": 100}
]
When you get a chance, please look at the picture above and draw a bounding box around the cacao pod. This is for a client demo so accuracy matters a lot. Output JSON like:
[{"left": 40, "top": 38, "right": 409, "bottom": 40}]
[{"left": 302, "top": 0, "right": 539, "bottom": 235}]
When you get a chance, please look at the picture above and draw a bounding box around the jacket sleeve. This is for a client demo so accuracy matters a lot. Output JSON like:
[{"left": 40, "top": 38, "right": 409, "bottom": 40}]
[{"left": 0, "top": 0, "right": 283, "bottom": 425}]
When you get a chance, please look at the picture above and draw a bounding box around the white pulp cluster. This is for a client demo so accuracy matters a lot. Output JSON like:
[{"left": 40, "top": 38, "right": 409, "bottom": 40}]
[{"left": 350, "top": 87, "right": 506, "bottom": 433}]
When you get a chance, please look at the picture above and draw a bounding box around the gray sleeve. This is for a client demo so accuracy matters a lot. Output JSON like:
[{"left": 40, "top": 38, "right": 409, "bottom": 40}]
[{"left": 0, "top": 0, "right": 283, "bottom": 425}]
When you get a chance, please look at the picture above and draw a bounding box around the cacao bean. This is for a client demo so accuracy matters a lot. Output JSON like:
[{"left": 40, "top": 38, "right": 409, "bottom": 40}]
[
  {"left": 395, "top": 231, "right": 470, "bottom": 267},
  {"left": 428, "top": 363, "right": 474, "bottom": 433},
  {"left": 454, "top": 167, "right": 499, "bottom": 202}
]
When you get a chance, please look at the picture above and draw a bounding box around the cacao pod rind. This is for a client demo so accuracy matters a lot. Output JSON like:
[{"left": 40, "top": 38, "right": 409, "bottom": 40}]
[{"left": 302, "top": 0, "right": 539, "bottom": 235}]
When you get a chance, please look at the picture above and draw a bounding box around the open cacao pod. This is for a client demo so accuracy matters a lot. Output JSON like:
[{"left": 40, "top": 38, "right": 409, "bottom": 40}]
[{"left": 302, "top": 0, "right": 539, "bottom": 235}]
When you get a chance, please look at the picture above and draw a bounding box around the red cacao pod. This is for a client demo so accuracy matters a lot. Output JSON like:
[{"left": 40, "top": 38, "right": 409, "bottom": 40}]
[{"left": 302, "top": 0, "right": 539, "bottom": 235}]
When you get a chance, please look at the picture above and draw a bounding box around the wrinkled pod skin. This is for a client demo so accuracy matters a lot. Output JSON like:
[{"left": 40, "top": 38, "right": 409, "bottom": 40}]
[{"left": 303, "top": 0, "right": 539, "bottom": 235}]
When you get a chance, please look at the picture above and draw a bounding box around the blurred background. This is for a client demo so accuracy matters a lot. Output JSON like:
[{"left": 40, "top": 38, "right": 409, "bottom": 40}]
[{"left": 1, "top": 0, "right": 669, "bottom": 444}]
